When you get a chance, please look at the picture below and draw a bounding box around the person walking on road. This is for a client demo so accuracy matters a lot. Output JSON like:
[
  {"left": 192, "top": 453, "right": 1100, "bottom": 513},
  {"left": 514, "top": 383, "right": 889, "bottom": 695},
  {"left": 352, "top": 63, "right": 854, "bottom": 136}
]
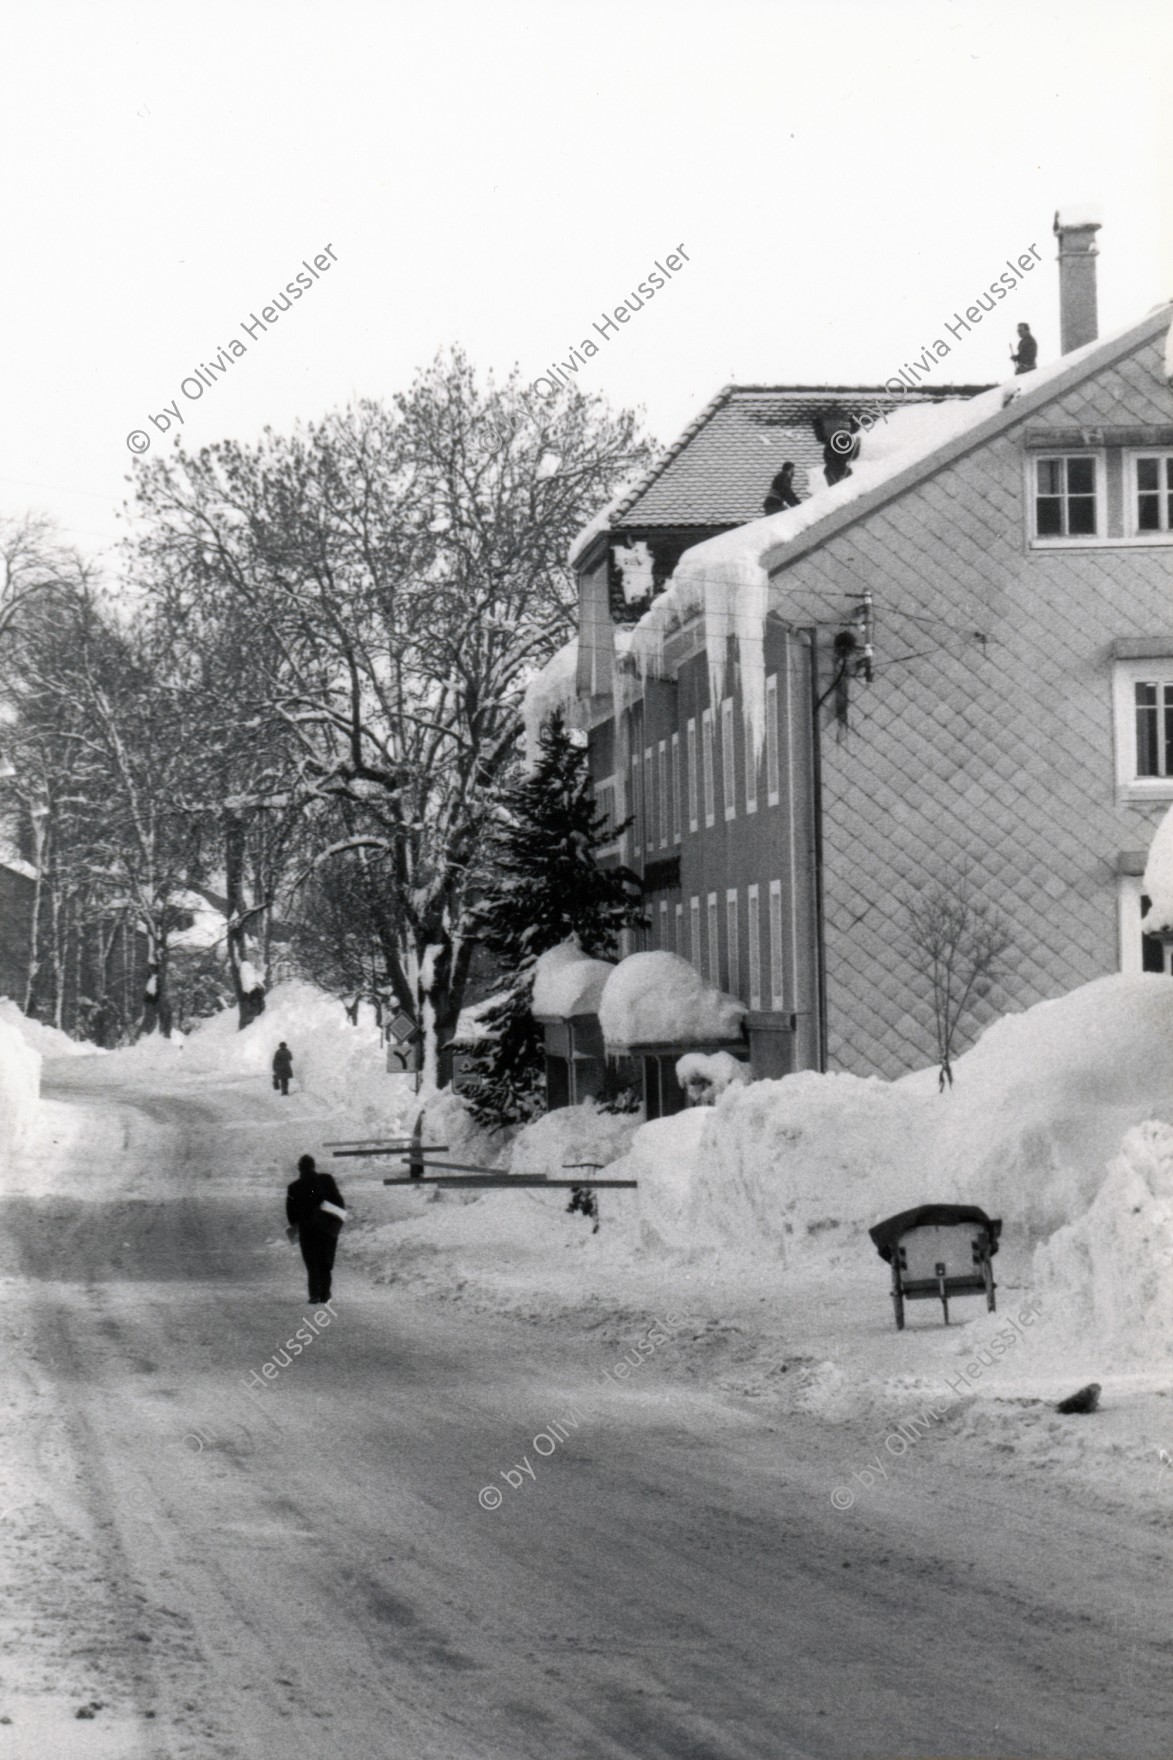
[
  {"left": 285, "top": 1154, "right": 346, "bottom": 1304},
  {"left": 272, "top": 1041, "right": 293, "bottom": 1096}
]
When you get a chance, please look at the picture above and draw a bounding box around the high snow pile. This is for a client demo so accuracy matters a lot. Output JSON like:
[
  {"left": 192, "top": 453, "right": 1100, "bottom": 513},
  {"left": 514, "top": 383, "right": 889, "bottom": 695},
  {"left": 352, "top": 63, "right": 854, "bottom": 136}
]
[
  {"left": 0, "top": 998, "right": 97, "bottom": 1059},
  {"left": 0, "top": 1014, "right": 40, "bottom": 1159},
  {"left": 507, "top": 1100, "right": 641, "bottom": 1178},
  {"left": 605, "top": 975, "right": 1173, "bottom": 1263},
  {"left": 599, "top": 951, "right": 745, "bottom": 1050},
  {"left": 1032, "top": 1119, "right": 1173, "bottom": 1361},
  {"left": 531, "top": 943, "right": 614, "bottom": 1019}
]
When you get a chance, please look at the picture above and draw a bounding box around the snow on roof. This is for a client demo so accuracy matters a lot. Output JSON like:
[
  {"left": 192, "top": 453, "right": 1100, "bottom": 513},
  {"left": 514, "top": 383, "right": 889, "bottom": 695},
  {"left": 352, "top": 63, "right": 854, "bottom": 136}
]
[
  {"left": 1054, "top": 204, "right": 1103, "bottom": 229},
  {"left": 531, "top": 943, "right": 614, "bottom": 1020},
  {"left": 624, "top": 306, "right": 1173, "bottom": 755},
  {"left": 599, "top": 951, "right": 746, "bottom": 1050},
  {"left": 521, "top": 638, "right": 579, "bottom": 768},
  {"left": 1142, "top": 803, "right": 1173, "bottom": 935}
]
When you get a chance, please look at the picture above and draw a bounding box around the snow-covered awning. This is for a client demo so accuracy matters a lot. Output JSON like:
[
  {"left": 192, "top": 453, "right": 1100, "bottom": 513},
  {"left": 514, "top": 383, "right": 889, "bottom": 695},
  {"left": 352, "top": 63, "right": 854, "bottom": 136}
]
[
  {"left": 531, "top": 943, "right": 614, "bottom": 1022},
  {"left": 598, "top": 951, "right": 746, "bottom": 1051}
]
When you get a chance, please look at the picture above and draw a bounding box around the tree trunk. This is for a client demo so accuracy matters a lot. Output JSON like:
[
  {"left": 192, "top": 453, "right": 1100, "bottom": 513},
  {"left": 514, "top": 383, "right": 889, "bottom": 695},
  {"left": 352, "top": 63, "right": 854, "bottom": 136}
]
[{"left": 225, "top": 807, "right": 266, "bottom": 1028}]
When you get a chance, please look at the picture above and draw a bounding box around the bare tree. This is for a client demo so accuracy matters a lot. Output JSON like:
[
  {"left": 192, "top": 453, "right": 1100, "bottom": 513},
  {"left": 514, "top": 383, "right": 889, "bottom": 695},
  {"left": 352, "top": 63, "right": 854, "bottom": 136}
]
[{"left": 905, "top": 872, "right": 1010, "bottom": 1090}]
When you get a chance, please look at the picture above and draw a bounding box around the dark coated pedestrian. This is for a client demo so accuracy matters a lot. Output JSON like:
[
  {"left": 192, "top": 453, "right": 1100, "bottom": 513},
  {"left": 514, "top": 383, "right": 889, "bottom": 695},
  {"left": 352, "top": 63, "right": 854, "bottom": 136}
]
[
  {"left": 286, "top": 1153, "right": 346, "bottom": 1304},
  {"left": 272, "top": 1041, "right": 293, "bottom": 1096},
  {"left": 763, "top": 461, "right": 801, "bottom": 515}
]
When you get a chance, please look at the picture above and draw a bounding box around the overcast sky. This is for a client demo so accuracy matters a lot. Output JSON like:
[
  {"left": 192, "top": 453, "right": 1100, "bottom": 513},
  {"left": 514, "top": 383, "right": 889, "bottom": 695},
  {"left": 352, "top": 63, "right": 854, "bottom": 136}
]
[{"left": 2, "top": 0, "right": 1170, "bottom": 564}]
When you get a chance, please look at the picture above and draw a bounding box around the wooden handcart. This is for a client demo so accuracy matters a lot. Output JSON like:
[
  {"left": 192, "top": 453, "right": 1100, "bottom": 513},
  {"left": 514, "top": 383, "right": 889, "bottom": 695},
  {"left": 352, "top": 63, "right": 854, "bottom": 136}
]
[{"left": 868, "top": 1204, "right": 1001, "bottom": 1331}]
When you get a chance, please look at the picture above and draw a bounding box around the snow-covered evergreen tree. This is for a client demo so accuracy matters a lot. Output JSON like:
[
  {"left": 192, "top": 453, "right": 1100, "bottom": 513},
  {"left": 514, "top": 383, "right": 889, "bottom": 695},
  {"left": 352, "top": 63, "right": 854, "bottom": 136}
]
[{"left": 465, "top": 712, "right": 643, "bottom": 1128}]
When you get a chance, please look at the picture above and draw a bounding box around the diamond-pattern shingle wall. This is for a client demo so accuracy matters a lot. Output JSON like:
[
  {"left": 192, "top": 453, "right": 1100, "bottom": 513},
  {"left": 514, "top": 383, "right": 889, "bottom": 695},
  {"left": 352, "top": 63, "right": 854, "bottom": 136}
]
[{"left": 773, "top": 331, "right": 1173, "bottom": 1078}]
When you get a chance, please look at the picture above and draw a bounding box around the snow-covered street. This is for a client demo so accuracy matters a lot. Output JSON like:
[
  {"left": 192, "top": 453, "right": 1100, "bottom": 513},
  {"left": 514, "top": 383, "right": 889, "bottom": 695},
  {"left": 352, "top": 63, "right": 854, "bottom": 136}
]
[{"left": 2, "top": 1047, "right": 1171, "bottom": 1759}]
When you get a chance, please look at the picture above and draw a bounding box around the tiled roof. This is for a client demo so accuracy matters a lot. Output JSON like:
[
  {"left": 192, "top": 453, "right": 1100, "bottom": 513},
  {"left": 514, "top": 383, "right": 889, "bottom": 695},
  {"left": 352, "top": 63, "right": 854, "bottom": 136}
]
[{"left": 608, "top": 385, "right": 991, "bottom": 531}]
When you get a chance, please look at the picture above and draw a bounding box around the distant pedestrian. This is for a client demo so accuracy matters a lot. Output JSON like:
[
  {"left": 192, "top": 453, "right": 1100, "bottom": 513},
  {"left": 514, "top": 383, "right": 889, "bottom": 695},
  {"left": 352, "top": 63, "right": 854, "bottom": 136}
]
[
  {"left": 763, "top": 461, "right": 801, "bottom": 515},
  {"left": 272, "top": 1041, "right": 293, "bottom": 1096},
  {"left": 1011, "top": 322, "right": 1037, "bottom": 374},
  {"left": 285, "top": 1153, "right": 346, "bottom": 1304}
]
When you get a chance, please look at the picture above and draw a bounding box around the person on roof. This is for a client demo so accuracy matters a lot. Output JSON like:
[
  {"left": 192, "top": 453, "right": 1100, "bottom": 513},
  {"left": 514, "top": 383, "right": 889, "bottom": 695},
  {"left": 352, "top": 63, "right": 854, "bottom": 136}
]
[
  {"left": 1011, "top": 323, "right": 1037, "bottom": 374},
  {"left": 763, "top": 461, "right": 801, "bottom": 515},
  {"left": 812, "top": 414, "right": 859, "bottom": 486}
]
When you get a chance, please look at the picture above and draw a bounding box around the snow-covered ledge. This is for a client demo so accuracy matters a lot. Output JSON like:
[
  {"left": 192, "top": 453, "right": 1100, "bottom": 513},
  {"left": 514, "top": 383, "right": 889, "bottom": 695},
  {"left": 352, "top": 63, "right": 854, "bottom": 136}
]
[{"left": 531, "top": 942, "right": 614, "bottom": 1022}]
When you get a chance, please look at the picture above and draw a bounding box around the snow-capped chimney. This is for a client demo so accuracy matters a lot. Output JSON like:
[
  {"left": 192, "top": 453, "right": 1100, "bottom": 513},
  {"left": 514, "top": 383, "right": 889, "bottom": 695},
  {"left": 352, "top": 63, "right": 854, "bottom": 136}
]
[{"left": 1053, "top": 207, "right": 1102, "bottom": 354}]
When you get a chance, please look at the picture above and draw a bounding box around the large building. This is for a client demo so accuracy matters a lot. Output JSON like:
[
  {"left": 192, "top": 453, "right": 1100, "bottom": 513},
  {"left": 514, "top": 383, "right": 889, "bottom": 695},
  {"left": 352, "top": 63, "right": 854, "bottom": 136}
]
[{"left": 543, "top": 214, "right": 1173, "bottom": 1091}]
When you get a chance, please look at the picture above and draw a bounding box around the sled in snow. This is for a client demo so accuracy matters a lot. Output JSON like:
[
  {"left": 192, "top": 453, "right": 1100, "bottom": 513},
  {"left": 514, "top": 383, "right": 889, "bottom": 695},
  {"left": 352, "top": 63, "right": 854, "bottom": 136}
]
[{"left": 868, "top": 1204, "right": 1001, "bottom": 1330}]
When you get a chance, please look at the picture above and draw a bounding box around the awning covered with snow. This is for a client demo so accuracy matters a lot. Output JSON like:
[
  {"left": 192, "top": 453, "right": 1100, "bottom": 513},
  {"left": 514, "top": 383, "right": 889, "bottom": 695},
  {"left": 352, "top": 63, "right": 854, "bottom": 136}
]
[
  {"left": 531, "top": 943, "right": 615, "bottom": 1022},
  {"left": 598, "top": 951, "right": 746, "bottom": 1052}
]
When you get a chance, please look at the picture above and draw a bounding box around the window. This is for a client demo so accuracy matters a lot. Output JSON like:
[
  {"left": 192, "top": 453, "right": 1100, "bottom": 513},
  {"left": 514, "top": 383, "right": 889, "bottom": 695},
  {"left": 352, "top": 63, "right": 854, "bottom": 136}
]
[
  {"left": 707, "top": 893, "right": 719, "bottom": 986},
  {"left": 675, "top": 900, "right": 683, "bottom": 954},
  {"left": 721, "top": 698, "right": 736, "bottom": 821},
  {"left": 594, "top": 779, "right": 617, "bottom": 845},
  {"left": 769, "top": 879, "right": 785, "bottom": 1009},
  {"left": 747, "top": 884, "right": 762, "bottom": 1009},
  {"left": 686, "top": 718, "right": 698, "bottom": 833},
  {"left": 1112, "top": 654, "right": 1173, "bottom": 800},
  {"left": 689, "top": 896, "right": 701, "bottom": 970},
  {"left": 744, "top": 710, "right": 758, "bottom": 814},
  {"left": 644, "top": 748, "right": 654, "bottom": 855},
  {"left": 1034, "top": 454, "right": 1099, "bottom": 538},
  {"left": 1130, "top": 452, "right": 1173, "bottom": 537},
  {"left": 671, "top": 732, "right": 682, "bottom": 843},
  {"left": 1118, "top": 875, "right": 1173, "bottom": 975},
  {"left": 725, "top": 889, "right": 739, "bottom": 996},
  {"left": 659, "top": 898, "right": 668, "bottom": 949},
  {"left": 702, "top": 709, "right": 716, "bottom": 827},
  {"left": 765, "top": 673, "right": 780, "bottom": 806},
  {"left": 657, "top": 741, "right": 668, "bottom": 849}
]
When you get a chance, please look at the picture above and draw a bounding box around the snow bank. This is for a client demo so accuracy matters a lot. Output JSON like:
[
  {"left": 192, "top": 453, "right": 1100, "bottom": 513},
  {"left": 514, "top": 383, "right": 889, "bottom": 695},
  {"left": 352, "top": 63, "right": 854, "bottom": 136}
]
[
  {"left": 599, "top": 952, "right": 746, "bottom": 1050},
  {"left": 675, "top": 1050, "right": 749, "bottom": 1105},
  {"left": 531, "top": 942, "right": 614, "bottom": 1020},
  {"left": 507, "top": 1100, "right": 640, "bottom": 1178},
  {"left": 606, "top": 975, "right": 1173, "bottom": 1268},
  {"left": 0, "top": 1015, "right": 40, "bottom": 1162},
  {"left": 0, "top": 998, "right": 98, "bottom": 1058},
  {"left": 1032, "top": 1119, "right": 1173, "bottom": 1361}
]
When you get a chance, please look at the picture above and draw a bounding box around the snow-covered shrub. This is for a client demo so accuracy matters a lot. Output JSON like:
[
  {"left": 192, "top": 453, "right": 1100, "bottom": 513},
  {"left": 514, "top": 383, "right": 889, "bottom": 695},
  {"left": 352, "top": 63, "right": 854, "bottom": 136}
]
[{"left": 675, "top": 1050, "right": 750, "bottom": 1106}]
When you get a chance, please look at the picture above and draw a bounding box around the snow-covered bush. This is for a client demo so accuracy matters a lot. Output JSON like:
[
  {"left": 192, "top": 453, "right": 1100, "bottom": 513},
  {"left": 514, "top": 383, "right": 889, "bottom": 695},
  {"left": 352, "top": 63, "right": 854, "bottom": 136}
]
[
  {"left": 675, "top": 1050, "right": 750, "bottom": 1106},
  {"left": 0, "top": 1013, "right": 40, "bottom": 1161}
]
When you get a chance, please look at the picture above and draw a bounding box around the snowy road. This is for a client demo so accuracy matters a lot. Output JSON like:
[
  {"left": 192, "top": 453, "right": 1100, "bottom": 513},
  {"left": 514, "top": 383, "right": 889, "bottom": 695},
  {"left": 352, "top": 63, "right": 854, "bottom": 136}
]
[{"left": 2, "top": 1060, "right": 1171, "bottom": 1759}]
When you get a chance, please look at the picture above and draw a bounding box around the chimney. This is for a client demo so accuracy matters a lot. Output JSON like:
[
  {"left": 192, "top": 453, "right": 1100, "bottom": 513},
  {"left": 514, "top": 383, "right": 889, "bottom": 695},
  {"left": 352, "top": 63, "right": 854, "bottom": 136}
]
[{"left": 1053, "top": 207, "right": 1102, "bottom": 353}]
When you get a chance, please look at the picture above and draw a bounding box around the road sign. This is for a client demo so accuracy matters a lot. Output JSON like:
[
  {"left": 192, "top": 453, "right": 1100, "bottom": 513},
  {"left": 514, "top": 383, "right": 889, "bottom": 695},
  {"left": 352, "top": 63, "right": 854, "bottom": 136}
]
[{"left": 387, "top": 1011, "right": 418, "bottom": 1044}]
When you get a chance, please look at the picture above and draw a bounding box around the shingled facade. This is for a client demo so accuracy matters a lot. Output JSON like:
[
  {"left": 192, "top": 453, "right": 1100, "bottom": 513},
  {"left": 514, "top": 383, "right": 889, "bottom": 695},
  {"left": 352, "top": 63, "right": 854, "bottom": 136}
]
[{"left": 561, "top": 277, "right": 1173, "bottom": 1085}]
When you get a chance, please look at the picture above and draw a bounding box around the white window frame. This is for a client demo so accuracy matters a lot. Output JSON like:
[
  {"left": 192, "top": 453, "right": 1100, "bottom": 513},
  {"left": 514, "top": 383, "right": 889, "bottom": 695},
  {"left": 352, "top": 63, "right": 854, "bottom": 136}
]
[
  {"left": 744, "top": 708, "right": 758, "bottom": 815},
  {"left": 689, "top": 896, "right": 701, "bottom": 971},
  {"left": 707, "top": 892, "right": 719, "bottom": 986},
  {"left": 725, "top": 888, "right": 739, "bottom": 997},
  {"left": 765, "top": 673, "right": 780, "bottom": 806},
  {"left": 1029, "top": 451, "right": 1105, "bottom": 546},
  {"left": 686, "top": 717, "right": 698, "bottom": 834},
  {"left": 721, "top": 698, "right": 736, "bottom": 822},
  {"left": 657, "top": 740, "right": 668, "bottom": 849},
  {"left": 702, "top": 708, "right": 716, "bottom": 828},
  {"left": 769, "top": 879, "right": 785, "bottom": 1010},
  {"left": 747, "top": 884, "right": 761, "bottom": 1010},
  {"left": 675, "top": 900, "right": 683, "bottom": 955},
  {"left": 671, "top": 731, "right": 682, "bottom": 844},
  {"left": 658, "top": 898, "right": 668, "bottom": 949},
  {"left": 1126, "top": 450, "right": 1173, "bottom": 541},
  {"left": 643, "top": 747, "right": 654, "bottom": 857},
  {"left": 1113, "top": 656, "right": 1173, "bottom": 802}
]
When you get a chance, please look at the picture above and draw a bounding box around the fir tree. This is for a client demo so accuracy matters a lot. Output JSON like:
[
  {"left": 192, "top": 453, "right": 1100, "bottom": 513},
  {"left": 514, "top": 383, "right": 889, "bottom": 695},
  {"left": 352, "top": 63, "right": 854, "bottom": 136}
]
[{"left": 464, "top": 711, "right": 643, "bottom": 1128}]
